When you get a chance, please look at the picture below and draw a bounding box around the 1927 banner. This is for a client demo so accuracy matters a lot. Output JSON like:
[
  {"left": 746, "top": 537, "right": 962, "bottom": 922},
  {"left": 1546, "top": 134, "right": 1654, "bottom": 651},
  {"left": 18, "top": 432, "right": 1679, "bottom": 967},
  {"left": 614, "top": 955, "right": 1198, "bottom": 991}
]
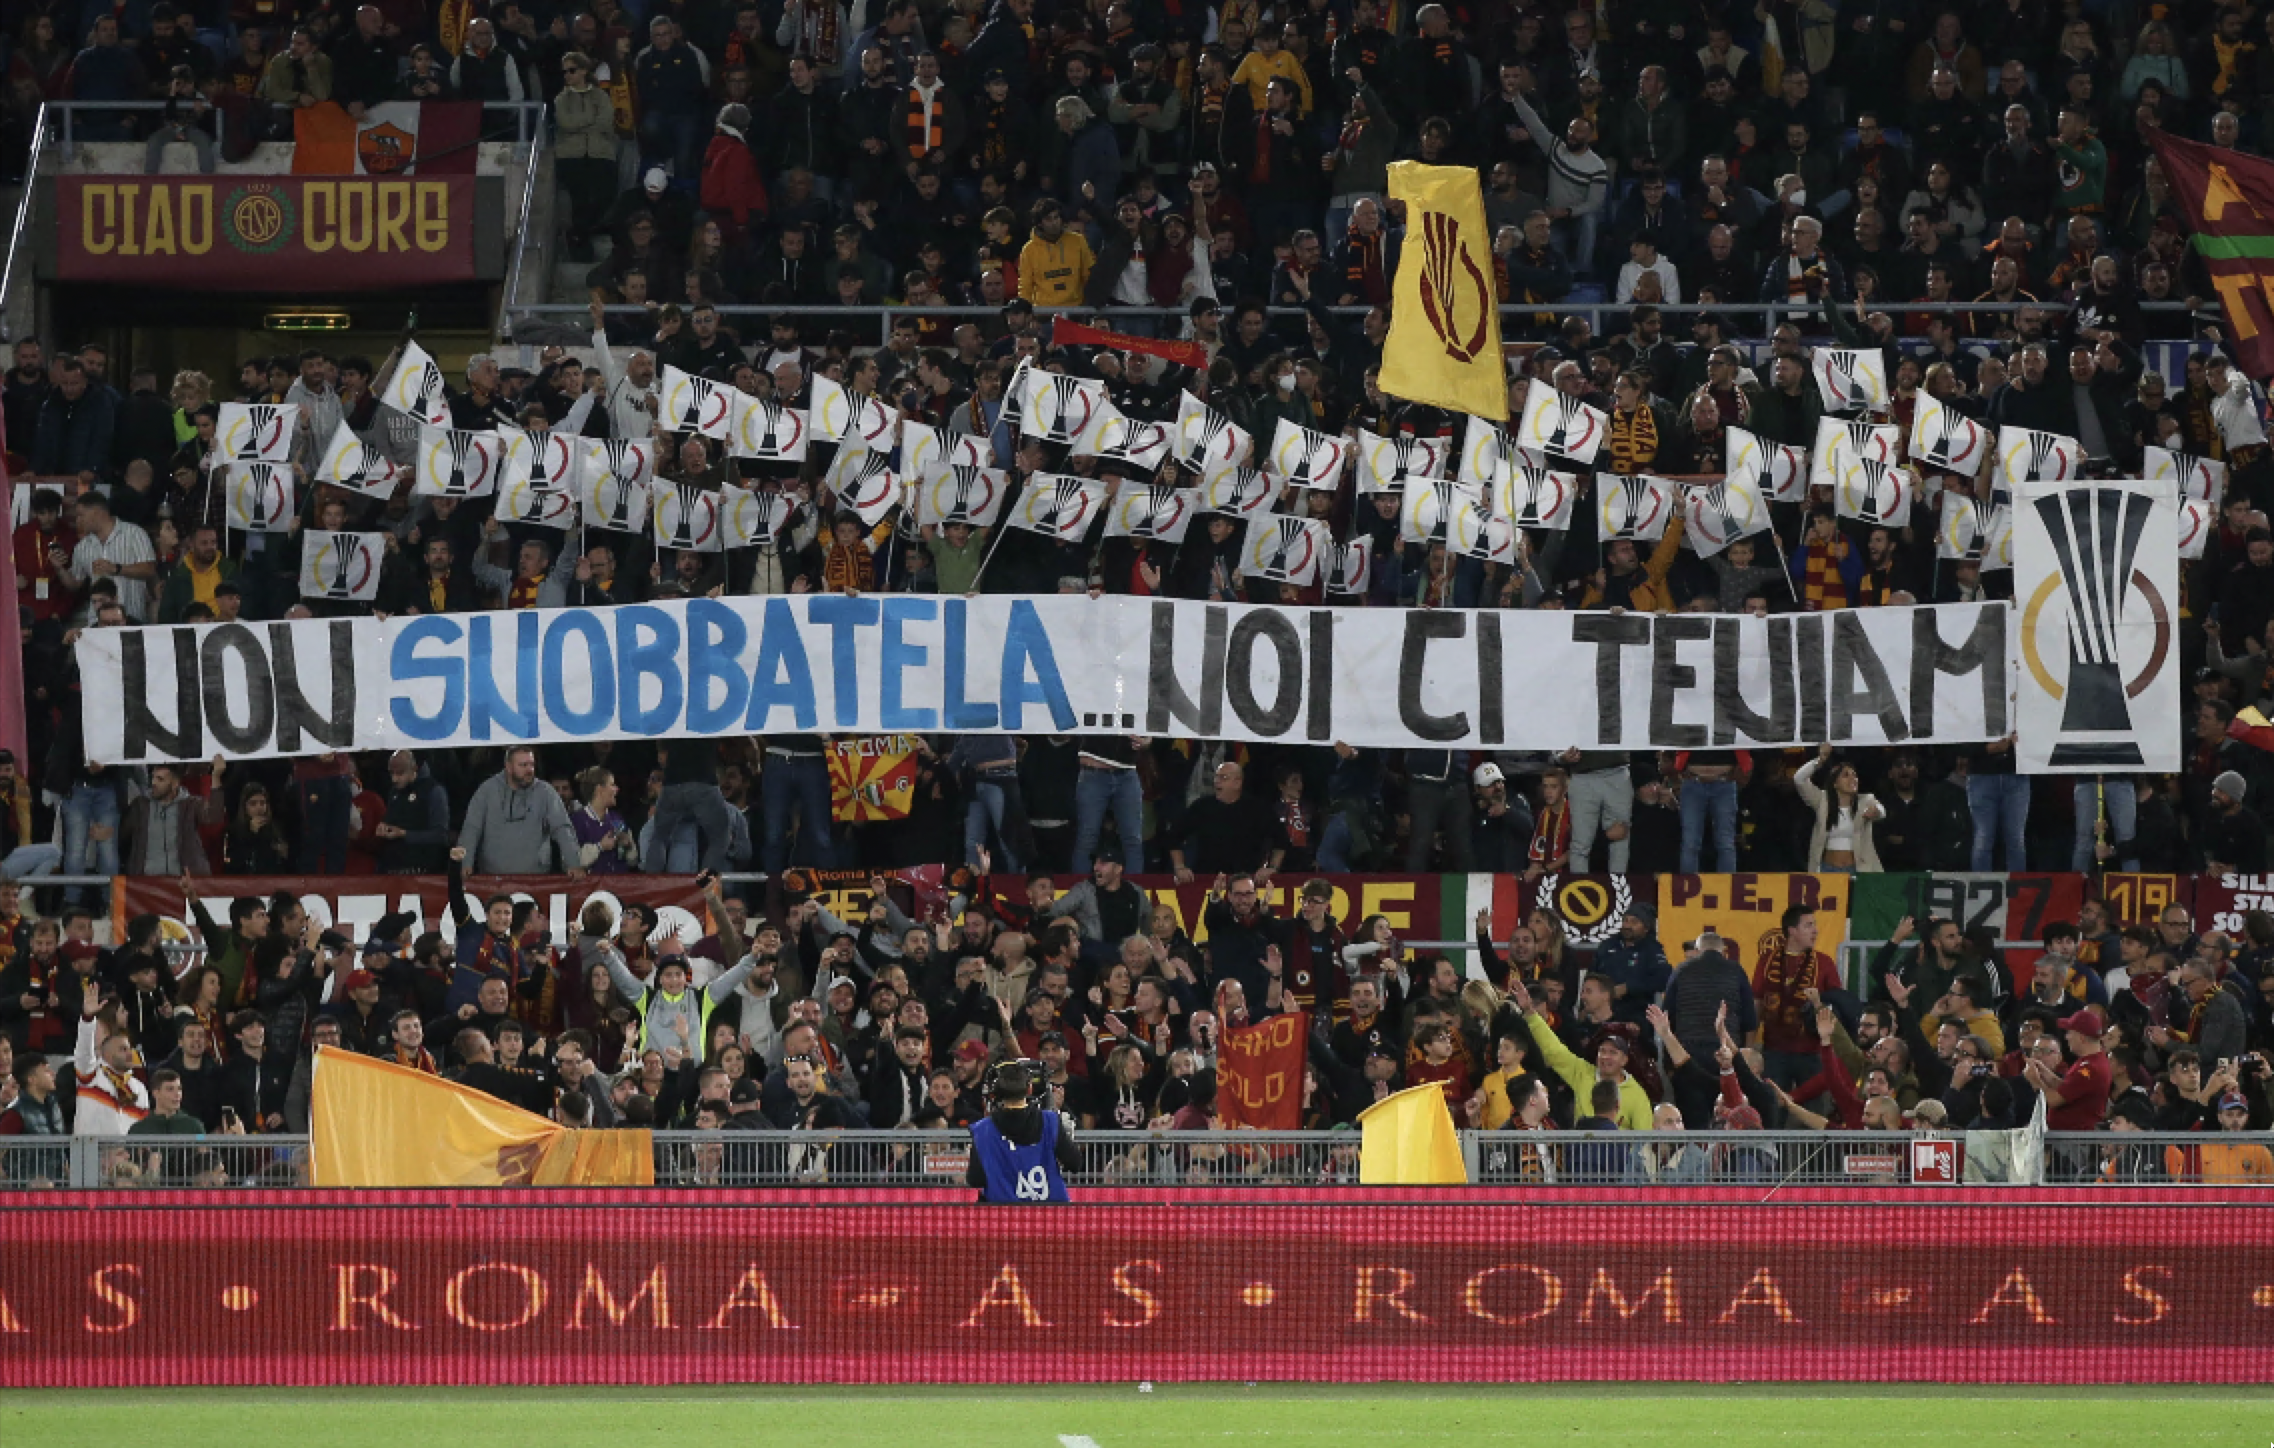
[
  {"left": 56, "top": 176, "right": 474, "bottom": 290},
  {"left": 0, "top": 1199, "right": 2265, "bottom": 1385},
  {"left": 75, "top": 596, "right": 2014, "bottom": 764}
]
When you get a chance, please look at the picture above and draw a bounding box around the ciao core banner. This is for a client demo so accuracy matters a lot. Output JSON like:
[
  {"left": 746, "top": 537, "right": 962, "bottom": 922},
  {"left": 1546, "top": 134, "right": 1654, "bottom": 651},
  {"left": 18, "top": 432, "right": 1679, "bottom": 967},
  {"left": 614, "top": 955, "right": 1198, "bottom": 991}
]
[
  {"left": 75, "top": 595, "right": 2014, "bottom": 764},
  {"left": 0, "top": 1200, "right": 2265, "bottom": 1385},
  {"left": 55, "top": 177, "right": 474, "bottom": 290}
]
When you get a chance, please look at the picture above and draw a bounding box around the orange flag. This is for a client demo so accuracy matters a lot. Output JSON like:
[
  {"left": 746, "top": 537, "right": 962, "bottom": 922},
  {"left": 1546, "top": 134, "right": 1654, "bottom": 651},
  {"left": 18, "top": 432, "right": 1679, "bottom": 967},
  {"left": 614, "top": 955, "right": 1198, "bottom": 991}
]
[{"left": 310, "top": 1047, "right": 652, "bottom": 1187}]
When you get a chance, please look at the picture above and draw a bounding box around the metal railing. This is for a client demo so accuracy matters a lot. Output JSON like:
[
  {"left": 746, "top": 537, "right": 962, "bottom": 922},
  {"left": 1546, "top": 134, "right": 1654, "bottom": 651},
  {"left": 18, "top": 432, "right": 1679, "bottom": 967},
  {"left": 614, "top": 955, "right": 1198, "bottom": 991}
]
[
  {"left": 496, "top": 102, "right": 552, "bottom": 348},
  {"left": 0, "top": 101, "right": 55, "bottom": 344},
  {"left": 506, "top": 296, "right": 2217, "bottom": 355},
  {"left": 5, "top": 1129, "right": 2265, "bottom": 1191},
  {"left": 44, "top": 99, "right": 547, "bottom": 152}
]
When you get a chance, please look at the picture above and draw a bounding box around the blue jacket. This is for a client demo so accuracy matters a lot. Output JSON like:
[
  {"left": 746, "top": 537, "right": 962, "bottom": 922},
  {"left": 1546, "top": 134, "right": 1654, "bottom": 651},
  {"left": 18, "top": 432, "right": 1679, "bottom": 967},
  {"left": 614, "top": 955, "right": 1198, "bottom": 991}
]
[
  {"left": 1063, "top": 120, "right": 1121, "bottom": 224},
  {"left": 1590, "top": 932, "right": 1672, "bottom": 1028}
]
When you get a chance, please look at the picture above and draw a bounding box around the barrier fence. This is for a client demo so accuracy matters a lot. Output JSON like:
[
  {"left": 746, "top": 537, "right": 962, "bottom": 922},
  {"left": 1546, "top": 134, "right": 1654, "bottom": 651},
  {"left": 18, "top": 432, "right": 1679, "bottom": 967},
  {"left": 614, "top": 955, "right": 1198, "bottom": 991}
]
[
  {"left": 0, "top": 1195, "right": 2266, "bottom": 1384},
  {"left": 3, "top": 1131, "right": 2261, "bottom": 1192}
]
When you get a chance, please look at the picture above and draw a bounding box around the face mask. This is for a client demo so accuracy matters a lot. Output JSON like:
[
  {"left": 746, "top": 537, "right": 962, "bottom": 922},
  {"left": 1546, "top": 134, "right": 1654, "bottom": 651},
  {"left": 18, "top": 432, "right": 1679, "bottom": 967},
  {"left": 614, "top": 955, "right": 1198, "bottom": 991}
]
[{"left": 1277, "top": 374, "right": 1296, "bottom": 394}]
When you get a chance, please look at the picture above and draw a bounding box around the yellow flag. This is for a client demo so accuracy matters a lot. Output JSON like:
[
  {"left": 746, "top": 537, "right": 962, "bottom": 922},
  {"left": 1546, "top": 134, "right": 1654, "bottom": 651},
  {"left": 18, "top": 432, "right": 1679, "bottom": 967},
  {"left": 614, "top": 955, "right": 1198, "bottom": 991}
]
[
  {"left": 310, "top": 1047, "right": 653, "bottom": 1187},
  {"left": 1381, "top": 160, "right": 1508, "bottom": 419},
  {"left": 1356, "top": 1082, "right": 1470, "bottom": 1185}
]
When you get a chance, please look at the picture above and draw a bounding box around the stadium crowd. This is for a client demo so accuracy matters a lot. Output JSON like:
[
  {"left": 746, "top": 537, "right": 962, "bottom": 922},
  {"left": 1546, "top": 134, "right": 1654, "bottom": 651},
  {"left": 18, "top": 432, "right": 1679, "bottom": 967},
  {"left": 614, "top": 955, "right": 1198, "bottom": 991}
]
[{"left": 5, "top": 0, "right": 2274, "bottom": 1176}]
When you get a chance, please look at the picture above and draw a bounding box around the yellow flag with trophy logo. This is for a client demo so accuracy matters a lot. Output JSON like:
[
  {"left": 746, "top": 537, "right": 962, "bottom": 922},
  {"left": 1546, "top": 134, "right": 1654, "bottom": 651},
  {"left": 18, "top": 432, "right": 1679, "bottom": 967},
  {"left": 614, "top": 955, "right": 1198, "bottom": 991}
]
[
  {"left": 1381, "top": 161, "right": 1508, "bottom": 419},
  {"left": 310, "top": 1047, "right": 653, "bottom": 1187}
]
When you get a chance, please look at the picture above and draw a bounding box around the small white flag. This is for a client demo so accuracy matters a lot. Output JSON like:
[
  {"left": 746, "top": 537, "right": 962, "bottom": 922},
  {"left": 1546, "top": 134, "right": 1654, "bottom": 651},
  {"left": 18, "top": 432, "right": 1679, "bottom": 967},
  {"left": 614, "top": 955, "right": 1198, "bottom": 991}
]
[
  {"left": 380, "top": 339, "right": 451, "bottom": 426},
  {"left": 831, "top": 452, "right": 904, "bottom": 527},
  {"left": 1021, "top": 372, "right": 1110, "bottom": 445},
  {"left": 1494, "top": 457, "right": 1580, "bottom": 530},
  {"left": 1910, "top": 393, "right": 1991, "bottom": 476},
  {"left": 1075, "top": 405, "right": 1175, "bottom": 472},
  {"left": 659, "top": 365, "right": 734, "bottom": 439},
  {"left": 496, "top": 427, "right": 578, "bottom": 530},
  {"left": 1200, "top": 466, "right": 1275, "bottom": 518},
  {"left": 224, "top": 461, "right": 297, "bottom": 533},
  {"left": 653, "top": 483, "right": 726, "bottom": 552},
  {"left": 413, "top": 426, "right": 502, "bottom": 499},
  {"left": 2145, "top": 445, "right": 2226, "bottom": 504},
  {"left": 577, "top": 438, "right": 656, "bottom": 532},
  {"left": 729, "top": 393, "right": 810, "bottom": 461},
  {"left": 1834, "top": 453, "right": 1915, "bottom": 525},
  {"left": 1809, "top": 347, "right": 1889, "bottom": 412},
  {"left": 1174, "top": 392, "right": 1252, "bottom": 479},
  {"left": 1994, "top": 425, "right": 2082, "bottom": 492},
  {"left": 1938, "top": 493, "right": 1997, "bottom": 561},
  {"left": 1454, "top": 416, "right": 1519, "bottom": 488},
  {"left": 1240, "top": 516, "right": 1331, "bottom": 586},
  {"left": 1263, "top": 416, "right": 1351, "bottom": 489},
  {"left": 1726, "top": 426, "right": 1809, "bottom": 503},
  {"left": 1514, "top": 380, "right": 1608, "bottom": 466},
  {"left": 216, "top": 401, "right": 298, "bottom": 464},
  {"left": 1358, "top": 427, "right": 1451, "bottom": 493},
  {"left": 1681, "top": 475, "right": 1770, "bottom": 557},
  {"left": 914, "top": 466, "right": 1009, "bottom": 527},
  {"left": 1326, "top": 537, "right": 1371, "bottom": 594},
  {"left": 298, "top": 529, "right": 384, "bottom": 601},
  {"left": 1008, "top": 475, "right": 1107, "bottom": 540},
  {"left": 1105, "top": 483, "right": 1201, "bottom": 543},
  {"left": 314, "top": 419, "right": 402, "bottom": 497},
  {"left": 900, "top": 420, "right": 986, "bottom": 479},
  {"left": 2178, "top": 498, "right": 2213, "bottom": 561},
  {"left": 1401, "top": 479, "right": 1486, "bottom": 548},
  {"left": 721, "top": 484, "right": 794, "bottom": 547},
  {"left": 1597, "top": 475, "right": 1675, "bottom": 541},
  {"left": 1810, "top": 416, "right": 1899, "bottom": 495}
]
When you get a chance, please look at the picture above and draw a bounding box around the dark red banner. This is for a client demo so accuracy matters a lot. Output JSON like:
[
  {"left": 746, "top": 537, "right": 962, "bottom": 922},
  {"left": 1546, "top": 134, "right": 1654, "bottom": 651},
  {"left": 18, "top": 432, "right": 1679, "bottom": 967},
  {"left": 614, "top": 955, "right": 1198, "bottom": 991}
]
[
  {"left": 55, "top": 177, "right": 475, "bottom": 290},
  {"left": 1216, "top": 1011, "right": 1308, "bottom": 1129},
  {"left": 113, "top": 874, "right": 714, "bottom": 959},
  {"left": 1, "top": 1198, "right": 2266, "bottom": 1385}
]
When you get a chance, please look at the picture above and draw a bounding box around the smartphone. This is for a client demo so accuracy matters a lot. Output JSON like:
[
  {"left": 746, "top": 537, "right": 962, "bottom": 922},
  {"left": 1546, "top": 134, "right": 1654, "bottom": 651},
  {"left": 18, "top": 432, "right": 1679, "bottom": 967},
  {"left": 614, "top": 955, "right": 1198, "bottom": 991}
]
[{"left": 220, "top": 1106, "right": 240, "bottom": 1128}]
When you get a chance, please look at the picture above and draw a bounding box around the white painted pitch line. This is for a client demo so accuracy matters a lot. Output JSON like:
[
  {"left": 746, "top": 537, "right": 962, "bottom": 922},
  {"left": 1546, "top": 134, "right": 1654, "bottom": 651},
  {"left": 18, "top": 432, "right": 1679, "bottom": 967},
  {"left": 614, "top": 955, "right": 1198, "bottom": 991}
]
[{"left": 1058, "top": 1436, "right": 1104, "bottom": 1448}]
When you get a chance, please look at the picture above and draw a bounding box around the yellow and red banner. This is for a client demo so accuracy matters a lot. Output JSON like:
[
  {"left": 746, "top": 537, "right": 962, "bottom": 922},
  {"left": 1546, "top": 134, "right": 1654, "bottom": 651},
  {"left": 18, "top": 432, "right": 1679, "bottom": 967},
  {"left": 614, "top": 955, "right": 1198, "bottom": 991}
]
[
  {"left": 828, "top": 734, "right": 921, "bottom": 822},
  {"left": 1382, "top": 160, "right": 1507, "bottom": 418},
  {"left": 2150, "top": 131, "right": 2274, "bottom": 378},
  {"left": 56, "top": 176, "right": 473, "bottom": 291},
  {"left": 310, "top": 1048, "right": 652, "bottom": 1187},
  {"left": 1216, "top": 1010, "right": 1308, "bottom": 1130}
]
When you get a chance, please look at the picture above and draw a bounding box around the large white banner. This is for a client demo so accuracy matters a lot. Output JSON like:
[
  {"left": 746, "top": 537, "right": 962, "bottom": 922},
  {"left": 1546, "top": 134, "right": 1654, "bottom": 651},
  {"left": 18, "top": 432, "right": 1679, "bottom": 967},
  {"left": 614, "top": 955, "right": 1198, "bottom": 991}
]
[
  {"left": 77, "top": 598, "right": 2018, "bottom": 765},
  {"left": 2012, "top": 478, "right": 2181, "bottom": 773}
]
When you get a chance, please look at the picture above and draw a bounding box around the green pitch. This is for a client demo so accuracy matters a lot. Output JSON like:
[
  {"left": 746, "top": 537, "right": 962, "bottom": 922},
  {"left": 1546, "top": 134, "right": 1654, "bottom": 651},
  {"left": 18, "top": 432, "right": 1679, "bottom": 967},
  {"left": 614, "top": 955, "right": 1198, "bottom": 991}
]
[{"left": 6, "top": 1384, "right": 2269, "bottom": 1446}]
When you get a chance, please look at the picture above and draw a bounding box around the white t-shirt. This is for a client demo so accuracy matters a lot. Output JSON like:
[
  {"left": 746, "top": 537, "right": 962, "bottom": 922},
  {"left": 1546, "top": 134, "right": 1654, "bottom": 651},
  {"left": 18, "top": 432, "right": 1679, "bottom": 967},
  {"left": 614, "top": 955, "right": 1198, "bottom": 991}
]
[{"left": 72, "top": 518, "right": 157, "bottom": 621}]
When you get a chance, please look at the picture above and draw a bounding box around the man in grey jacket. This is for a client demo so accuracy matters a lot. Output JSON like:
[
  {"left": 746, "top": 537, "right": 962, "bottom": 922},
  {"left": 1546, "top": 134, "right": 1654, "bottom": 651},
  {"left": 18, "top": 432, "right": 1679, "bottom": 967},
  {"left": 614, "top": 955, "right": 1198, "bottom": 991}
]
[{"left": 458, "top": 746, "right": 584, "bottom": 876}]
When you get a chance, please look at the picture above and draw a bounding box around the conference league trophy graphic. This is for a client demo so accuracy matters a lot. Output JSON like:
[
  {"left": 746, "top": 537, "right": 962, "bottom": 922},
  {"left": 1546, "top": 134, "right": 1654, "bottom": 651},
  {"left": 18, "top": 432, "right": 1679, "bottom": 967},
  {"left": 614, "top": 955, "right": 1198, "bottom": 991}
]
[{"left": 2012, "top": 477, "right": 2180, "bottom": 773}]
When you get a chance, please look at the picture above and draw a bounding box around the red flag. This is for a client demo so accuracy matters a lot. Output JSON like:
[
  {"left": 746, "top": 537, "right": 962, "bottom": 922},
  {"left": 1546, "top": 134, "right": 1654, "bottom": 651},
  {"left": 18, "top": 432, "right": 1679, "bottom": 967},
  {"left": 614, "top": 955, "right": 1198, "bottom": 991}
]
[
  {"left": 2149, "top": 131, "right": 2274, "bottom": 377},
  {"left": 1215, "top": 1011, "right": 1308, "bottom": 1130},
  {"left": 1049, "top": 317, "right": 1208, "bottom": 371}
]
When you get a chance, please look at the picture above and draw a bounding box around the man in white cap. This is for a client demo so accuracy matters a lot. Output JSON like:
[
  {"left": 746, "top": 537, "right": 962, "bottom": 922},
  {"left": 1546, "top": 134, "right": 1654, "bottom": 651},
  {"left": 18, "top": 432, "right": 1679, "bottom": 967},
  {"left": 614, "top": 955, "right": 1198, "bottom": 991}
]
[
  {"left": 1471, "top": 761, "right": 1531, "bottom": 872},
  {"left": 2205, "top": 770, "right": 2267, "bottom": 876}
]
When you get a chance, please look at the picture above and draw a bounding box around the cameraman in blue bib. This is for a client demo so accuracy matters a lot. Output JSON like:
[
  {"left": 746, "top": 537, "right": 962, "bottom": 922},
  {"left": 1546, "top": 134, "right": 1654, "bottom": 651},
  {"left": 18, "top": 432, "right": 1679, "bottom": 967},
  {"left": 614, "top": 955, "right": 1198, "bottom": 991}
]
[{"left": 964, "top": 1059, "right": 1078, "bottom": 1203}]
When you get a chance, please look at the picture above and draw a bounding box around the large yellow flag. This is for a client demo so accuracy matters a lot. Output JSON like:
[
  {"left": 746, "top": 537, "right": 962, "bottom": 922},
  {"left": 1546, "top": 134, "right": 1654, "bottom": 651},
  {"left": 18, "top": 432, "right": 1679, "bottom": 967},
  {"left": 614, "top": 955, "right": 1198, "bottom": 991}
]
[
  {"left": 310, "top": 1047, "right": 653, "bottom": 1187},
  {"left": 1381, "top": 160, "right": 1508, "bottom": 419},
  {"left": 1356, "top": 1082, "right": 1470, "bottom": 1184}
]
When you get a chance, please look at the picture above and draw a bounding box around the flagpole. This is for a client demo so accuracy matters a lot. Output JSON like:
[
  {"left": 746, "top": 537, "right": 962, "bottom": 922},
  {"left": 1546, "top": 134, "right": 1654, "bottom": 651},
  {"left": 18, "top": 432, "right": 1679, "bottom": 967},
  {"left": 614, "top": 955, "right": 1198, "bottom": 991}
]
[
  {"left": 1766, "top": 506, "right": 1804, "bottom": 604},
  {"left": 968, "top": 489, "right": 1022, "bottom": 593}
]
